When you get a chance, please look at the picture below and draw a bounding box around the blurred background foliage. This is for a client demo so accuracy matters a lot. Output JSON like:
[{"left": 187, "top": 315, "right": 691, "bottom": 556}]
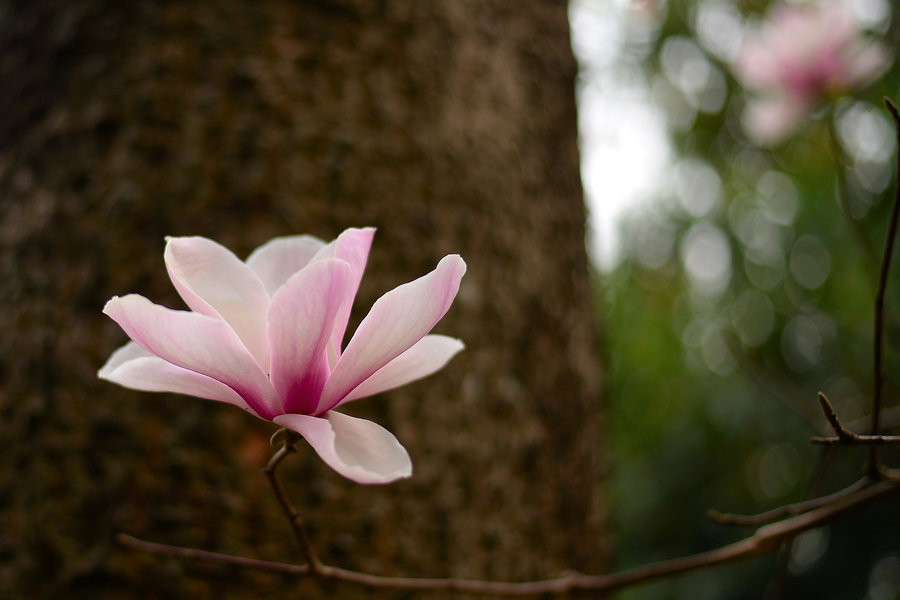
[{"left": 574, "top": 0, "right": 900, "bottom": 597}]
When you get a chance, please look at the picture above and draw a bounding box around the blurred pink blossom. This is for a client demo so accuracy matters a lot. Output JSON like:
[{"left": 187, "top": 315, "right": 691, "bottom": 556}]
[
  {"left": 733, "top": 1, "right": 891, "bottom": 145},
  {"left": 99, "top": 228, "right": 466, "bottom": 484}
]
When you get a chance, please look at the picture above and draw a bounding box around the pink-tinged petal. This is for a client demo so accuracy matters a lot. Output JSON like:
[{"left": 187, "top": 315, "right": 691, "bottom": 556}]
[
  {"left": 318, "top": 254, "right": 466, "bottom": 413},
  {"left": 164, "top": 236, "right": 271, "bottom": 367},
  {"left": 245, "top": 235, "right": 328, "bottom": 297},
  {"left": 339, "top": 335, "right": 464, "bottom": 405},
  {"left": 309, "top": 227, "right": 376, "bottom": 359},
  {"left": 734, "top": 42, "right": 782, "bottom": 90},
  {"left": 98, "top": 342, "right": 259, "bottom": 417},
  {"left": 274, "top": 412, "right": 411, "bottom": 484},
  {"left": 268, "top": 259, "right": 352, "bottom": 415},
  {"left": 103, "top": 294, "right": 281, "bottom": 419}
]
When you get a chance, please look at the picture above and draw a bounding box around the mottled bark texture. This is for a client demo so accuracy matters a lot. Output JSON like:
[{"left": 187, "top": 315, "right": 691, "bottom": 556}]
[{"left": 0, "top": 1, "right": 606, "bottom": 597}]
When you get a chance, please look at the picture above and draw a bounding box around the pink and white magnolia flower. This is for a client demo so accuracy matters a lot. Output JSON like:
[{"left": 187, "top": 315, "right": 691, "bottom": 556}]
[
  {"left": 733, "top": 1, "right": 891, "bottom": 145},
  {"left": 99, "top": 227, "right": 466, "bottom": 484}
]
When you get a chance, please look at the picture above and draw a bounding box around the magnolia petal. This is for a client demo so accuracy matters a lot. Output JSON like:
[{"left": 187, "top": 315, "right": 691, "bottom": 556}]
[
  {"left": 103, "top": 294, "right": 281, "bottom": 419},
  {"left": 98, "top": 342, "right": 259, "bottom": 416},
  {"left": 339, "top": 335, "right": 464, "bottom": 405},
  {"left": 246, "top": 235, "right": 328, "bottom": 297},
  {"left": 309, "top": 227, "right": 376, "bottom": 359},
  {"left": 319, "top": 254, "right": 466, "bottom": 413},
  {"left": 274, "top": 411, "right": 412, "bottom": 484},
  {"left": 268, "top": 258, "right": 352, "bottom": 415},
  {"left": 165, "top": 236, "right": 271, "bottom": 367}
]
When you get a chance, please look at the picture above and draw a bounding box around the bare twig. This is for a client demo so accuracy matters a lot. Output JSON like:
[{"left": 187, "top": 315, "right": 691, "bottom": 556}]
[
  {"left": 810, "top": 392, "right": 900, "bottom": 445},
  {"left": 870, "top": 98, "right": 900, "bottom": 470},
  {"left": 118, "top": 476, "right": 900, "bottom": 596},
  {"left": 707, "top": 476, "right": 870, "bottom": 526},
  {"left": 116, "top": 534, "right": 310, "bottom": 576},
  {"left": 810, "top": 435, "right": 900, "bottom": 446},
  {"left": 816, "top": 392, "right": 857, "bottom": 441}
]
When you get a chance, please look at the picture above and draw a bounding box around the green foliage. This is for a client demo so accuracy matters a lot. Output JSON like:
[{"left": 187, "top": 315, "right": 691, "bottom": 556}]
[{"left": 598, "top": 1, "right": 900, "bottom": 597}]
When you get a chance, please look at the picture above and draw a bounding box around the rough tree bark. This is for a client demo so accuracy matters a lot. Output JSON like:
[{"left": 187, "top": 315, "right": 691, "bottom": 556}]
[{"left": 0, "top": 1, "right": 606, "bottom": 597}]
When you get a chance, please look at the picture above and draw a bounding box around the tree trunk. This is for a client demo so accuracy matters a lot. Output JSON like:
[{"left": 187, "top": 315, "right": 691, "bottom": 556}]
[{"left": 0, "top": 1, "right": 607, "bottom": 597}]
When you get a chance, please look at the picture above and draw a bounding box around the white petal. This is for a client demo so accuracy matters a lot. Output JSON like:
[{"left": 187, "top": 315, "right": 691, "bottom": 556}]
[
  {"left": 98, "top": 342, "right": 259, "bottom": 416},
  {"left": 103, "top": 294, "right": 282, "bottom": 419},
  {"left": 165, "top": 236, "right": 271, "bottom": 367},
  {"left": 339, "top": 335, "right": 464, "bottom": 404},
  {"left": 319, "top": 254, "right": 466, "bottom": 413},
  {"left": 268, "top": 259, "right": 352, "bottom": 415},
  {"left": 246, "top": 235, "right": 328, "bottom": 296},
  {"left": 274, "top": 411, "right": 411, "bottom": 484}
]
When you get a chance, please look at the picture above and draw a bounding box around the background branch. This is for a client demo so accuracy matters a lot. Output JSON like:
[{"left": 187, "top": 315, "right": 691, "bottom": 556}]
[
  {"left": 869, "top": 98, "right": 900, "bottom": 470},
  {"left": 118, "top": 474, "right": 900, "bottom": 596},
  {"left": 812, "top": 390, "right": 900, "bottom": 445},
  {"left": 706, "top": 476, "right": 871, "bottom": 526}
]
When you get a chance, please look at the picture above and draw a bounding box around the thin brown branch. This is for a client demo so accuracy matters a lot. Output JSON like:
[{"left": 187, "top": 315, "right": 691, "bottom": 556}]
[
  {"left": 263, "top": 433, "right": 324, "bottom": 573},
  {"left": 872, "top": 97, "right": 900, "bottom": 470},
  {"left": 707, "top": 476, "right": 871, "bottom": 526},
  {"left": 118, "top": 478, "right": 900, "bottom": 596},
  {"left": 810, "top": 435, "right": 900, "bottom": 445},
  {"left": 116, "top": 534, "right": 310, "bottom": 576},
  {"left": 112, "top": 532, "right": 754, "bottom": 596}
]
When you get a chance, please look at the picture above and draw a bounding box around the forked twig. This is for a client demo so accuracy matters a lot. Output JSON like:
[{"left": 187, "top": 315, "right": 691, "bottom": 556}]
[
  {"left": 118, "top": 445, "right": 900, "bottom": 596},
  {"left": 118, "top": 477, "right": 900, "bottom": 595},
  {"left": 869, "top": 98, "right": 900, "bottom": 468},
  {"left": 810, "top": 391, "right": 900, "bottom": 446}
]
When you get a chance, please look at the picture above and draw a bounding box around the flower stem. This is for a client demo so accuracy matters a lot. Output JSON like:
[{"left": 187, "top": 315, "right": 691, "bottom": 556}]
[{"left": 263, "top": 436, "right": 324, "bottom": 573}]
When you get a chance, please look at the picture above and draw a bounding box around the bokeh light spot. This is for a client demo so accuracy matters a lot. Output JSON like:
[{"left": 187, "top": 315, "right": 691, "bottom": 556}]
[
  {"left": 868, "top": 552, "right": 900, "bottom": 600},
  {"left": 789, "top": 528, "right": 829, "bottom": 574},
  {"left": 660, "top": 36, "right": 727, "bottom": 114},
  {"left": 675, "top": 158, "right": 722, "bottom": 217},
  {"left": 838, "top": 101, "right": 896, "bottom": 163},
  {"left": 692, "top": 0, "right": 744, "bottom": 62},
  {"left": 780, "top": 313, "right": 835, "bottom": 372},
  {"left": 680, "top": 222, "right": 732, "bottom": 296},
  {"left": 757, "top": 170, "right": 800, "bottom": 226},
  {"left": 750, "top": 442, "right": 802, "bottom": 499},
  {"left": 789, "top": 235, "right": 831, "bottom": 289},
  {"left": 731, "top": 288, "right": 775, "bottom": 347}
]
